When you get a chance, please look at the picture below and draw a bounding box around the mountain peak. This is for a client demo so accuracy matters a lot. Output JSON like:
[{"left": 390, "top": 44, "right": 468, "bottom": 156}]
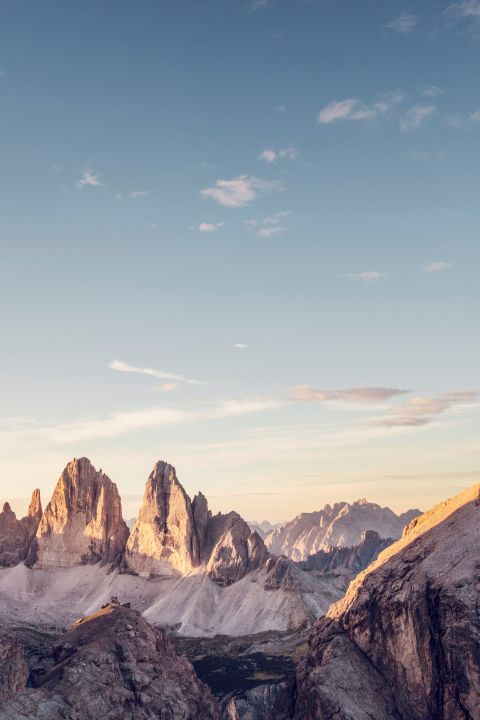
[{"left": 33, "top": 458, "right": 129, "bottom": 568}]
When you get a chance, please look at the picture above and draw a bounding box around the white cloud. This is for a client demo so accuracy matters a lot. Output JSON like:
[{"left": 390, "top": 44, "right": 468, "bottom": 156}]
[
  {"left": 212, "top": 397, "right": 284, "bottom": 417},
  {"left": 290, "top": 386, "right": 408, "bottom": 404},
  {"left": 318, "top": 92, "right": 404, "bottom": 125},
  {"left": 127, "top": 191, "right": 148, "bottom": 199},
  {"left": 201, "top": 175, "right": 283, "bottom": 208},
  {"left": 259, "top": 149, "right": 277, "bottom": 163},
  {"left": 400, "top": 105, "right": 436, "bottom": 132},
  {"left": 76, "top": 166, "right": 104, "bottom": 189},
  {"left": 233, "top": 343, "right": 248, "bottom": 349},
  {"left": 376, "top": 391, "right": 478, "bottom": 427},
  {"left": 387, "top": 13, "right": 418, "bottom": 33},
  {"left": 247, "top": 211, "right": 290, "bottom": 237},
  {"left": 341, "top": 271, "right": 385, "bottom": 282},
  {"left": 419, "top": 85, "right": 446, "bottom": 98},
  {"left": 446, "top": 1, "right": 480, "bottom": 19},
  {"left": 109, "top": 359, "right": 203, "bottom": 386},
  {"left": 470, "top": 108, "right": 480, "bottom": 123},
  {"left": 259, "top": 147, "right": 298, "bottom": 163},
  {"left": 197, "top": 222, "right": 224, "bottom": 232},
  {"left": 258, "top": 226, "right": 287, "bottom": 238},
  {"left": 422, "top": 260, "right": 452, "bottom": 274}
]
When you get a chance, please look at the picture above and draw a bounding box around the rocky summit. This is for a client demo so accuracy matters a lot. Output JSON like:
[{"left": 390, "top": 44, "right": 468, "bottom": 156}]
[
  {"left": 126, "top": 460, "right": 269, "bottom": 584},
  {"left": 0, "top": 604, "right": 218, "bottom": 720},
  {"left": 0, "top": 490, "right": 42, "bottom": 567},
  {"left": 265, "top": 500, "right": 420, "bottom": 561},
  {"left": 32, "top": 457, "right": 129, "bottom": 568},
  {"left": 294, "top": 484, "right": 480, "bottom": 720}
]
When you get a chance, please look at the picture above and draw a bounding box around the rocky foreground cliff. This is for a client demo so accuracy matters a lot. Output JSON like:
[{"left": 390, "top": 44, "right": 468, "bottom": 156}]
[
  {"left": 294, "top": 483, "right": 480, "bottom": 720},
  {"left": 0, "top": 604, "right": 218, "bottom": 719}
]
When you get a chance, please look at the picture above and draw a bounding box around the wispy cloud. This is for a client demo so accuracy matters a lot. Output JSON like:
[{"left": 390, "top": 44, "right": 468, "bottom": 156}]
[
  {"left": 318, "top": 92, "right": 404, "bottom": 125},
  {"left": 201, "top": 175, "right": 283, "bottom": 208},
  {"left": 400, "top": 104, "right": 436, "bottom": 132},
  {"left": 76, "top": 166, "right": 104, "bottom": 190},
  {"left": 197, "top": 222, "right": 225, "bottom": 232},
  {"left": 375, "top": 391, "right": 478, "bottom": 427},
  {"left": 419, "top": 85, "right": 446, "bottom": 98},
  {"left": 290, "top": 386, "right": 408, "bottom": 404},
  {"left": 341, "top": 271, "right": 386, "bottom": 282},
  {"left": 387, "top": 13, "right": 418, "bottom": 33},
  {"left": 446, "top": 0, "right": 480, "bottom": 20},
  {"left": 127, "top": 191, "right": 148, "bottom": 199},
  {"left": 109, "top": 359, "right": 203, "bottom": 386},
  {"left": 233, "top": 343, "right": 248, "bottom": 349},
  {"left": 247, "top": 211, "right": 289, "bottom": 237},
  {"left": 422, "top": 260, "right": 452, "bottom": 274},
  {"left": 259, "top": 147, "right": 299, "bottom": 163}
]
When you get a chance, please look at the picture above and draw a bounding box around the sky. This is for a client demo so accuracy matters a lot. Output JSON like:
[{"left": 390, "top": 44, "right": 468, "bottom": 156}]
[{"left": 0, "top": 0, "right": 479, "bottom": 522}]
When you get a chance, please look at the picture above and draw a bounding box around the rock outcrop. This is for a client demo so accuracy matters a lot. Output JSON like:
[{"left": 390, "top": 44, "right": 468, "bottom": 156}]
[
  {"left": 265, "top": 500, "right": 420, "bottom": 561},
  {"left": 0, "top": 604, "right": 218, "bottom": 719},
  {"left": 33, "top": 458, "right": 129, "bottom": 568},
  {"left": 0, "top": 490, "right": 42, "bottom": 567},
  {"left": 0, "top": 632, "right": 29, "bottom": 706},
  {"left": 297, "top": 530, "right": 392, "bottom": 575},
  {"left": 126, "top": 461, "right": 270, "bottom": 584},
  {"left": 294, "top": 483, "right": 480, "bottom": 720}
]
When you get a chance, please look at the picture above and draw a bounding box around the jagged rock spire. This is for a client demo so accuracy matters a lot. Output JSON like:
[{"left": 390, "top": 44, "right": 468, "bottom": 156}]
[{"left": 33, "top": 457, "right": 129, "bottom": 568}]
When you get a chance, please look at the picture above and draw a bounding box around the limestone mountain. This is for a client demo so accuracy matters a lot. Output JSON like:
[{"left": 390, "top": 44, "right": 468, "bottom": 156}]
[
  {"left": 32, "top": 457, "right": 129, "bottom": 568},
  {"left": 126, "top": 460, "right": 269, "bottom": 584},
  {"left": 294, "top": 483, "right": 480, "bottom": 720},
  {"left": 0, "top": 490, "right": 42, "bottom": 567},
  {"left": 265, "top": 499, "right": 420, "bottom": 561}
]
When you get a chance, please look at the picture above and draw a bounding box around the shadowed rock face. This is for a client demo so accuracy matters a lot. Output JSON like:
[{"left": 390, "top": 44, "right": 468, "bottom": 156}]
[
  {"left": 294, "top": 484, "right": 480, "bottom": 720},
  {"left": 0, "top": 605, "right": 219, "bottom": 720},
  {"left": 33, "top": 458, "right": 129, "bottom": 568},
  {"left": 0, "top": 490, "right": 42, "bottom": 567},
  {"left": 296, "top": 530, "right": 393, "bottom": 575},
  {"left": 0, "top": 632, "right": 29, "bottom": 706},
  {"left": 126, "top": 461, "right": 270, "bottom": 585}
]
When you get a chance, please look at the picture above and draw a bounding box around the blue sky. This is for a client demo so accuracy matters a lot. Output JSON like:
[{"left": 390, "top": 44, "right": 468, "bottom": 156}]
[{"left": 0, "top": 0, "right": 479, "bottom": 521}]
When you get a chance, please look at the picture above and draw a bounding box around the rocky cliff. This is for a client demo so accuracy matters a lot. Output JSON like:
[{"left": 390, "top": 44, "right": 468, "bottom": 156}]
[
  {"left": 265, "top": 500, "right": 420, "bottom": 561},
  {"left": 0, "top": 490, "right": 42, "bottom": 567},
  {"left": 0, "top": 604, "right": 218, "bottom": 719},
  {"left": 126, "top": 461, "right": 270, "bottom": 584},
  {"left": 294, "top": 483, "right": 480, "bottom": 720},
  {"left": 33, "top": 457, "right": 129, "bottom": 568},
  {"left": 296, "top": 529, "right": 392, "bottom": 577}
]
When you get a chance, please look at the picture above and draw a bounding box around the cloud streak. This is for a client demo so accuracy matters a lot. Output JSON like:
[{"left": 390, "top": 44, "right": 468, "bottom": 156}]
[
  {"left": 110, "top": 359, "right": 204, "bottom": 386},
  {"left": 290, "top": 386, "right": 408, "bottom": 404},
  {"left": 259, "top": 147, "right": 299, "bottom": 163},
  {"left": 400, "top": 105, "right": 436, "bottom": 132},
  {"left": 201, "top": 176, "right": 282, "bottom": 208},
  {"left": 387, "top": 13, "right": 418, "bottom": 33},
  {"left": 318, "top": 92, "right": 404, "bottom": 125},
  {"left": 376, "top": 391, "right": 478, "bottom": 427},
  {"left": 422, "top": 260, "right": 452, "bottom": 274}
]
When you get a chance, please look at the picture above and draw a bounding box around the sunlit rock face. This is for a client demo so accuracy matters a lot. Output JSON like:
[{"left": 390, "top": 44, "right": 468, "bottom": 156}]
[
  {"left": 265, "top": 499, "right": 420, "bottom": 561},
  {"left": 0, "top": 490, "right": 42, "bottom": 567},
  {"left": 33, "top": 457, "right": 129, "bottom": 568},
  {"left": 294, "top": 484, "right": 480, "bottom": 720},
  {"left": 126, "top": 461, "right": 270, "bottom": 584},
  {"left": 126, "top": 461, "right": 200, "bottom": 576}
]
